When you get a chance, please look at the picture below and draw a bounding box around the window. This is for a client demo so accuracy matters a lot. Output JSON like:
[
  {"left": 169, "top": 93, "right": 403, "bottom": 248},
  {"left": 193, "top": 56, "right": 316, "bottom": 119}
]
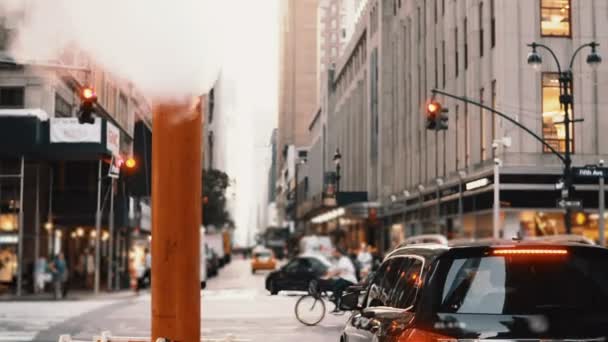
[
  {"left": 464, "top": 18, "right": 468, "bottom": 69},
  {"left": 491, "top": 80, "right": 496, "bottom": 154},
  {"left": 442, "top": 40, "right": 446, "bottom": 88},
  {"left": 454, "top": 28, "right": 459, "bottom": 77},
  {"left": 54, "top": 94, "right": 72, "bottom": 117},
  {"left": 0, "top": 87, "right": 24, "bottom": 108},
  {"left": 417, "top": 7, "right": 422, "bottom": 42},
  {"left": 434, "top": 47, "right": 438, "bottom": 88},
  {"left": 366, "top": 261, "right": 389, "bottom": 307},
  {"left": 455, "top": 104, "right": 460, "bottom": 169},
  {"left": 479, "top": 3, "right": 484, "bottom": 57},
  {"left": 542, "top": 73, "right": 572, "bottom": 153},
  {"left": 391, "top": 258, "right": 424, "bottom": 309},
  {"left": 480, "top": 88, "right": 486, "bottom": 160},
  {"left": 541, "top": 0, "right": 571, "bottom": 37},
  {"left": 465, "top": 103, "right": 470, "bottom": 167},
  {"left": 490, "top": 0, "right": 496, "bottom": 47},
  {"left": 434, "top": 0, "right": 438, "bottom": 23}
]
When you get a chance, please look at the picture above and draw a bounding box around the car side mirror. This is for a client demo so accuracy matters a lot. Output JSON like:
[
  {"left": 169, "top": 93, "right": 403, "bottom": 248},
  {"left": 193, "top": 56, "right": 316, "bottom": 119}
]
[{"left": 340, "top": 290, "right": 362, "bottom": 311}]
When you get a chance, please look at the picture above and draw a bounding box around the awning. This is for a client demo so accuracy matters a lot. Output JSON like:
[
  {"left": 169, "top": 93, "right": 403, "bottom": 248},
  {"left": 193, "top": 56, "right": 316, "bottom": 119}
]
[{"left": 0, "top": 110, "right": 118, "bottom": 160}]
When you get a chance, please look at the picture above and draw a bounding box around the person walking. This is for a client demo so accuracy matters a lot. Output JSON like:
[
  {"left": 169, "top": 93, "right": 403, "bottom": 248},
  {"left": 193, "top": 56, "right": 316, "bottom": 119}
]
[
  {"left": 50, "top": 253, "right": 67, "bottom": 299},
  {"left": 144, "top": 248, "right": 152, "bottom": 288},
  {"left": 357, "top": 243, "right": 373, "bottom": 279},
  {"left": 85, "top": 249, "right": 95, "bottom": 290}
]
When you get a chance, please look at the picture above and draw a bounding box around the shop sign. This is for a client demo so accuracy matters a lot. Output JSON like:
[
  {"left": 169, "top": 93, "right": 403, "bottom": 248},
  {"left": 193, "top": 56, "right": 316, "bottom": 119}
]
[
  {"left": 140, "top": 202, "right": 151, "bottom": 232},
  {"left": 573, "top": 166, "right": 608, "bottom": 179},
  {"left": 465, "top": 178, "right": 490, "bottom": 191},
  {"left": 0, "top": 234, "right": 18, "bottom": 244},
  {"left": 557, "top": 198, "right": 582, "bottom": 209},
  {"left": 106, "top": 122, "right": 120, "bottom": 157},
  {"left": 50, "top": 117, "right": 101, "bottom": 143}
]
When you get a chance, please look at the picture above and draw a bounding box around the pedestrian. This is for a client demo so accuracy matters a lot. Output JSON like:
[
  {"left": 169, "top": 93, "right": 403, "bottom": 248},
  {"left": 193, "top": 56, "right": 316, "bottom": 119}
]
[
  {"left": 357, "top": 243, "right": 373, "bottom": 279},
  {"left": 144, "top": 248, "right": 152, "bottom": 288},
  {"left": 34, "top": 256, "right": 49, "bottom": 293},
  {"left": 85, "top": 249, "right": 95, "bottom": 289},
  {"left": 49, "top": 253, "right": 67, "bottom": 299}
]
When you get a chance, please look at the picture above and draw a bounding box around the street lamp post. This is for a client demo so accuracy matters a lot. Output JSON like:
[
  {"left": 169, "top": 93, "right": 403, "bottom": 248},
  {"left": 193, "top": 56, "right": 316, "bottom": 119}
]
[
  {"left": 435, "top": 178, "right": 444, "bottom": 232},
  {"left": 333, "top": 149, "right": 342, "bottom": 193},
  {"left": 527, "top": 42, "right": 602, "bottom": 234},
  {"left": 457, "top": 171, "right": 467, "bottom": 236}
]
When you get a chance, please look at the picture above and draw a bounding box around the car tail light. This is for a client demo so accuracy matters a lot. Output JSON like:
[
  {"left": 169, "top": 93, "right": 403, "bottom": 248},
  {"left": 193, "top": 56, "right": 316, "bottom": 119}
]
[
  {"left": 493, "top": 248, "right": 568, "bottom": 255},
  {"left": 399, "top": 328, "right": 457, "bottom": 342}
]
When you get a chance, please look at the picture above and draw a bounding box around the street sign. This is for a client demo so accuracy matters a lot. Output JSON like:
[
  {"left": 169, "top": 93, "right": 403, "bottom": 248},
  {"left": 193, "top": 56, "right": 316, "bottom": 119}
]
[
  {"left": 557, "top": 198, "right": 582, "bottom": 209},
  {"left": 573, "top": 166, "right": 608, "bottom": 179}
]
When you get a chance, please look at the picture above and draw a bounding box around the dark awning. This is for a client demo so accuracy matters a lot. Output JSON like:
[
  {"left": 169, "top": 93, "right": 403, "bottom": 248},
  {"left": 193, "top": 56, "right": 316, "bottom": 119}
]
[{"left": 0, "top": 110, "right": 117, "bottom": 160}]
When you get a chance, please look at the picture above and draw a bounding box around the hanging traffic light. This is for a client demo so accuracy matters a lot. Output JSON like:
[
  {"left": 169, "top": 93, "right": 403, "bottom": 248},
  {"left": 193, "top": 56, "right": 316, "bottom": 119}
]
[
  {"left": 78, "top": 86, "right": 97, "bottom": 124},
  {"left": 425, "top": 100, "right": 449, "bottom": 131},
  {"left": 125, "top": 157, "right": 136, "bottom": 169}
]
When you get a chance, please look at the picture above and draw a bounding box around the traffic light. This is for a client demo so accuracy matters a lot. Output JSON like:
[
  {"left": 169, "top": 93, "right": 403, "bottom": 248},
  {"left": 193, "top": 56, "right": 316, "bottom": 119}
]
[
  {"left": 425, "top": 101, "right": 449, "bottom": 131},
  {"left": 78, "top": 86, "right": 97, "bottom": 124}
]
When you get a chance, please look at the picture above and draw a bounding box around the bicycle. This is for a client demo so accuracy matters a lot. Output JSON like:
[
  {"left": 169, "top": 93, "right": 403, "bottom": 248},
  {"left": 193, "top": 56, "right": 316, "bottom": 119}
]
[{"left": 294, "top": 279, "right": 346, "bottom": 326}]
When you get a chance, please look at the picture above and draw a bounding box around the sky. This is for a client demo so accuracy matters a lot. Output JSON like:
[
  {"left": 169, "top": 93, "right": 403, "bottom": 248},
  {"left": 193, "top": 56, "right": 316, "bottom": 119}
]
[{"left": 2, "top": 0, "right": 279, "bottom": 246}]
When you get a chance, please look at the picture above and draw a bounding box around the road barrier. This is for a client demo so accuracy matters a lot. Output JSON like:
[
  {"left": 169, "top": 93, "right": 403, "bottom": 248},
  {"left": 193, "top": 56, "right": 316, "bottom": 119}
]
[{"left": 58, "top": 331, "right": 251, "bottom": 342}]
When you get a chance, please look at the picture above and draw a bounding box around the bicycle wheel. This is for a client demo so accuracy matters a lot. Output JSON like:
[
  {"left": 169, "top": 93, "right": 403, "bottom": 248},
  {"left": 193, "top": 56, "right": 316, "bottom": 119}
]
[{"left": 294, "top": 295, "right": 326, "bottom": 326}]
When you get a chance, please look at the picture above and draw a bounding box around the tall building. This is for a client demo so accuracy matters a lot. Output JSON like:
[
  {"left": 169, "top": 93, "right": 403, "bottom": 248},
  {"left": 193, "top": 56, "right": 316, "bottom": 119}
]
[
  {"left": 278, "top": 0, "right": 319, "bottom": 166},
  {"left": 278, "top": 0, "right": 319, "bottom": 225},
  {"left": 301, "top": 0, "right": 608, "bottom": 251}
]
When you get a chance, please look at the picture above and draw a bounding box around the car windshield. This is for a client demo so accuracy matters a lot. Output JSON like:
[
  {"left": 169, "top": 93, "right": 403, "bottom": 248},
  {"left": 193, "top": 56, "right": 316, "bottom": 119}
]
[
  {"left": 255, "top": 252, "right": 272, "bottom": 258},
  {"left": 432, "top": 248, "right": 608, "bottom": 315}
]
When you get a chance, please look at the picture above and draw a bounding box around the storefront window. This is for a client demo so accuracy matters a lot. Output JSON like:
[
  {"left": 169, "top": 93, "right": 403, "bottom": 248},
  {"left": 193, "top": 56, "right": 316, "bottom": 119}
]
[
  {"left": 542, "top": 73, "right": 573, "bottom": 153},
  {"left": 541, "top": 0, "right": 571, "bottom": 37}
]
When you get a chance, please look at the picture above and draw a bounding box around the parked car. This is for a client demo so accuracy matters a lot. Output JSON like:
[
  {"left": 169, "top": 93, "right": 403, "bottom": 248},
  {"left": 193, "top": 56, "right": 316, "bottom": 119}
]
[
  {"left": 339, "top": 240, "right": 608, "bottom": 341},
  {"left": 265, "top": 254, "right": 332, "bottom": 295},
  {"left": 251, "top": 248, "right": 277, "bottom": 274}
]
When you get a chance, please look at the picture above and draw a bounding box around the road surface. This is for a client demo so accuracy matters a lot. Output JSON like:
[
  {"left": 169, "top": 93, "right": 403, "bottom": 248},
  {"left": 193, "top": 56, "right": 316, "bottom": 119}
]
[{"left": 0, "top": 257, "right": 347, "bottom": 342}]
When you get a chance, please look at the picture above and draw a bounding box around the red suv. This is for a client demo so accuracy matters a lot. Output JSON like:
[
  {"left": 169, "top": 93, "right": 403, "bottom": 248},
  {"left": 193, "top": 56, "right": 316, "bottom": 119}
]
[{"left": 339, "top": 241, "right": 608, "bottom": 341}]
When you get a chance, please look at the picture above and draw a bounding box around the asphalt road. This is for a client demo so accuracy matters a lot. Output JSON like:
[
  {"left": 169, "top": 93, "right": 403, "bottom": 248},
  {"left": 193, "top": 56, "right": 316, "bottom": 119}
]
[{"left": 0, "top": 257, "right": 347, "bottom": 342}]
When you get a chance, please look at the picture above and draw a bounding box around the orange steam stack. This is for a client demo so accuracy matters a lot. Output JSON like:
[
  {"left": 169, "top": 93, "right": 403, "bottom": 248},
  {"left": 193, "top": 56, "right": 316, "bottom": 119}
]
[{"left": 152, "top": 99, "right": 202, "bottom": 342}]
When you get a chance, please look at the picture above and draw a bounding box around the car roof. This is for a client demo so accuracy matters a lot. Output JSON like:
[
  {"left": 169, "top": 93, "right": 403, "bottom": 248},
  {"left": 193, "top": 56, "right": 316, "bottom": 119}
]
[
  {"left": 299, "top": 253, "right": 332, "bottom": 267},
  {"left": 385, "top": 238, "right": 603, "bottom": 262}
]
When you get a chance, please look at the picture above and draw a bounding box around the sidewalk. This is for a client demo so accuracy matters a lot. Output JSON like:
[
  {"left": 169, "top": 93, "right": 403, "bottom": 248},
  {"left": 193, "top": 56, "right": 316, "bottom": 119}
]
[{"left": 0, "top": 289, "right": 140, "bottom": 302}]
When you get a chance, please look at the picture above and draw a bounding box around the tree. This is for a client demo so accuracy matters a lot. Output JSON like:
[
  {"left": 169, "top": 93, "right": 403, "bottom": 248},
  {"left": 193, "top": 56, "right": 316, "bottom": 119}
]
[{"left": 202, "top": 169, "right": 233, "bottom": 228}]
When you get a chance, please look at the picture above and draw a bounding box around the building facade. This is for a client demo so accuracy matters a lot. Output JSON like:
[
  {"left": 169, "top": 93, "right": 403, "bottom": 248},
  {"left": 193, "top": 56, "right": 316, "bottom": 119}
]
[
  {"left": 302, "top": 0, "right": 608, "bottom": 252},
  {"left": 0, "top": 5, "right": 152, "bottom": 294}
]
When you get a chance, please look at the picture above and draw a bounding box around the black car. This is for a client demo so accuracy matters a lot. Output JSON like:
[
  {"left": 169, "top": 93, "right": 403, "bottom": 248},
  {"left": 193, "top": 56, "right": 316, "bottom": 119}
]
[
  {"left": 265, "top": 254, "right": 332, "bottom": 295},
  {"left": 339, "top": 241, "right": 608, "bottom": 341}
]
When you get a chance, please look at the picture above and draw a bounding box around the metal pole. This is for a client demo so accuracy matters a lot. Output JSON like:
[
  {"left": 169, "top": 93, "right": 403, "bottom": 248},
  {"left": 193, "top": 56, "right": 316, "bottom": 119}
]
[
  {"left": 436, "top": 185, "right": 441, "bottom": 233},
  {"left": 561, "top": 72, "right": 573, "bottom": 234},
  {"left": 599, "top": 160, "right": 605, "bottom": 246},
  {"left": 458, "top": 182, "right": 464, "bottom": 234},
  {"left": 48, "top": 167, "right": 54, "bottom": 255},
  {"left": 493, "top": 159, "right": 500, "bottom": 239},
  {"left": 34, "top": 165, "right": 40, "bottom": 292},
  {"left": 16, "top": 156, "right": 25, "bottom": 297},
  {"left": 107, "top": 178, "right": 115, "bottom": 291},
  {"left": 94, "top": 159, "right": 102, "bottom": 294}
]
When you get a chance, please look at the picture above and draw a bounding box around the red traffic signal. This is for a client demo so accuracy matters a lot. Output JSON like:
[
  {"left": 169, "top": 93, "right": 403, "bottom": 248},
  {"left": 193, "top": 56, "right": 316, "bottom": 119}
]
[
  {"left": 425, "top": 100, "right": 449, "bottom": 131},
  {"left": 125, "top": 157, "right": 136, "bottom": 169},
  {"left": 81, "top": 87, "right": 97, "bottom": 101}
]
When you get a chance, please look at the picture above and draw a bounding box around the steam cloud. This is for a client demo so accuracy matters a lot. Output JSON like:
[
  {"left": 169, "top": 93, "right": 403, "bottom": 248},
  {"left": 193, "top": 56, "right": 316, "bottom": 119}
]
[{"left": 2, "top": 0, "right": 227, "bottom": 100}]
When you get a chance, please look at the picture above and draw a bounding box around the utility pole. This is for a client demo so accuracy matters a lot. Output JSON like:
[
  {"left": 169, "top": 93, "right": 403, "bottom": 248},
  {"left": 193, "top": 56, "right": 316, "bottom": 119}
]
[
  {"left": 94, "top": 160, "right": 102, "bottom": 294},
  {"left": 599, "top": 160, "right": 605, "bottom": 246}
]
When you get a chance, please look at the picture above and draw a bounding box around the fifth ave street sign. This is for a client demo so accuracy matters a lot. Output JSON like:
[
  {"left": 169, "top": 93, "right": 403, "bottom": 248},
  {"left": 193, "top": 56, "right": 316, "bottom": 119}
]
[{"left": 573, "top": 166, "right": 608, "bottom": 179}]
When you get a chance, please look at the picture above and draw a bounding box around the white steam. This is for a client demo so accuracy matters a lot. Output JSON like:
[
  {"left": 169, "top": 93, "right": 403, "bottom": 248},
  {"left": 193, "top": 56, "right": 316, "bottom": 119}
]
[{"left": 4, "top": 0, "right": 227, "bottom": 99}]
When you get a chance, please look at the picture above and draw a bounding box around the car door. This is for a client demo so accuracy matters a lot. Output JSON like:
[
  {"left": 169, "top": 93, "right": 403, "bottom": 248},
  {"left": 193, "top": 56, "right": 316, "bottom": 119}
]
[
  {"left": 344, "top": 259, "right": 392, "bottom": 342},
  {"left": 344, "top": 256, "right": 423, "bottom": 342},
  {"left": 288, "top": 257, "right": 315, "bottom": 290}
]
